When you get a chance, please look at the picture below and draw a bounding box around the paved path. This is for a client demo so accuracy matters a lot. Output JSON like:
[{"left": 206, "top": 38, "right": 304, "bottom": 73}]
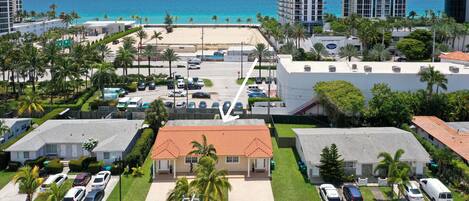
[
  {"left": 0, "top": 181, "right": 35, "bottom": 201},
  {"left": 102, "top": 176, "right": 119, "bottom": 201},
  {"left": 145, "top": 180, "right": 176, "bottom": 201},
  {"left": 370, "top": 186, "right": 386, "bottom": 201}
]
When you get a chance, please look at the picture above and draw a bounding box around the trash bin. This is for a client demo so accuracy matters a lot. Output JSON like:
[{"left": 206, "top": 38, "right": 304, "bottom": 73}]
[{"left": 270, "top": 160, "right": 276, "bottom": 171}]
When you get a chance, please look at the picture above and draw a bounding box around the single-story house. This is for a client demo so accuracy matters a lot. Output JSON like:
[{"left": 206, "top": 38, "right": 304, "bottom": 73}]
[
  {"left": 439, "top": 51, "right": 469, "bottom": 66},
  {"left": 294, "top": 127, "right": 430, "bottom": 183},
  {"left": 151, "top": 119, "right": 273, "bottom": 178},
  {"left": 412, "top": 116, "right": 469, "bottom": 164},
  {"left": 6, "top": 119, "right": 144, "bottom": 164},
  {"left": 0, "top": 118, "right": 32, "bottom": 144}
]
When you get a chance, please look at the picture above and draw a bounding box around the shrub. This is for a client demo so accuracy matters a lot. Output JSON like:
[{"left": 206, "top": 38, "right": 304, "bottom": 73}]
[
  {"left": 89, "top": 99, "right": 117, "bottom": 110},
  {"left": 0, "top": 151, "right": 10, "bottom": 170},
  {"left": 24, "top": 156, "right": 47, "bottom": 169},
  {"left": 124, "top": 82, "right": 137, "bottom": 92},
  {"left": 7, "top": 161, "right": 21, "bottom": 171},
  {"left": 87, "top": 161, "right": 104, "bottom": 174},
  {"left": 124, "top": 128, "right": 155, "bottom": 167},
  {"left": 110, "top": 162, "right": 124, "bottom": 175},
  {"left": 82, "top": 157, "right": 97, "bottom": 169},
  {"left": 44, "top": 88, "right": 97, "bottom": 109},
  {"left": 45, "top": 159, "right": 63, "bottom": 174}
]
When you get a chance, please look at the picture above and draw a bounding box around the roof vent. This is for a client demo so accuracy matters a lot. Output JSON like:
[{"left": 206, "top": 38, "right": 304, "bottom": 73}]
[
  {"left": 328, "top": 65, "right": 336, "bottom": 72},
  {"left": 352, "top": 64, "right": 358, "bottom": 71},
  {"left": 392, "top": 66, "right": 401, "bottom": 73},
  {"left": 449, "top": 66, "right": 460, "bottom": 73},
  {"left": 420, "top": 65, "right": 429, "bottom": 72},
  {"left": 364, "top": 65, "right": 372, "bottom": 73},
  {"left": 304, "top": 65, "right": 311, "bottom": 72}
]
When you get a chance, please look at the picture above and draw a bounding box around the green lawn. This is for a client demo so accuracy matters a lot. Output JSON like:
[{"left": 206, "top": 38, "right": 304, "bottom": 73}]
[
  {"left": 271, "top": 138, "right": 321, "bottom": 201},
  {"left": 379, "top": 187, "right": 394, "bottom": 200},
  {"left": 0, "top": 171, "right": 16, "bottom": 190},
  {"left": 274, "top": 124, "right": 317, "bottom": 137},
  {"left": 80, "top": 90, "right": 101, "bottom": 112},
  {"left": 236, "top": 78, "right": 255, "bottom": 85},
  {"left": 360, "top": 187, "right": 376, "bottom": 201},
  {"left": 203, "top": 79, "right": 213, "bottom": 87},
  {"left": 108, "top": 154, "right": 153, "bottom": 201},
  {"left": 34, "top": 180, "right": 73, "bottom": 201}
]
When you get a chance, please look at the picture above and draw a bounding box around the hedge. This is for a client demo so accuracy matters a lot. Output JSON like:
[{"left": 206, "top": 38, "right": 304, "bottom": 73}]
[
  {"left": 124, "top": 128, "right": 155, "bottom": 167},
  {"left": 124, "top": 82, "right": 137, "bottom": 93},
  {"left": 0, "top": 151, "right": 10, "bottom": 170},
  {"left": 254, "top": 65, "right": 277, "bottom": 70},
  {"left": 87, "top": 161, "right": 104, "bottom": 174},
  {"left": 44, "top": 159, "right": 63, "bottom": 174},
  {"left": 69, "top": 156, "right": 97, "bottom": 172},
  {"left": 81, "top": 90, "right": 101, "bottom": 112},
  {"left": 91, "top": 27, "right": 142, "bottom": 48},
  {"left": 248, "top": 97, "right": 282, "bottom": 106},
  {"left": 24, "top": 156, "right": 47, "bottom": 169},
  {"left": 7, "top": 161, "right": 21, "bottom": 171},
  {"left": 44, "top": 87, "right": 97, "bottom": 109}
]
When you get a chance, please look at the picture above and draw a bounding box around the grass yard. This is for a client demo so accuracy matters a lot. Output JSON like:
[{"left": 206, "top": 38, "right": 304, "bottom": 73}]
[
  {"left": 379, "top": 187, "right": 394, "bottom": 200},
  {"left": 203, "top": 79, "right": 213, "bottom": 87},
  {"left": 360, "top": 187, "right": 376, "bottom": 201},
  {"left": 108, "top": 154, "right": 153, "bottom": 201},
  {"left": 236, "top": 78, "right": 255, "bottom": 85},
  {"left": 0, "top": 171, "right": 16, "bottom": 190},
  {"left": 271, "top": 138, "right": 321, "bottom": 201},
  {"left": 274, "top": 123, "right": 317, "bottom": 137}
]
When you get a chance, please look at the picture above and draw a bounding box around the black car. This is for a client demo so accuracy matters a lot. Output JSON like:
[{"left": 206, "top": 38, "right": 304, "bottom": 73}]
[
  {"left": 255, "top": 77, "right": 263, "bottom": 84},
  {"left": 211, "top": 102, "right": 220, "bottom": 109},
  {"left": 343, "top": 185, "right": 363, "bottom": 201},
  {"left": 192, "top": 92, "right": 210, "bottom": 99},
  {"left": 164, "top": 101, "right": 173, "bottom": 108},
  {"left": 199, "top": 101, "right": 207, "bottom": 109},
  {"left": 84, "top": 189, "right": 104, "bottom": 201},
  {"left": 148, "top": 82, "right": 156, "bottom": 90},
  {"left": 137, "top": 82, "right": 146, "bottom": 91},
  {"left": 265, "top": 77, "right": 272, "bottom": 84},
  {"left": 167, "top": 79, "right": 175, "bottom": 90},
  {"left": 222, "top": 101, "right": 231, "bottom": 114}
]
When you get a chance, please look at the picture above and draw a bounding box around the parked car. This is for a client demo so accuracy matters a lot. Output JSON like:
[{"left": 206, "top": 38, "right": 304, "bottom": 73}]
[
  {"left": 73, "top": 172, "right": 91, "bottom": 187},
  {"left": 319, "top": 184, "right": 341, "bottom": 201},
  {"left": 248, "top": 92, "right": 267, "bottom": 98},
  {"left": 63, "top": 186, "right": 86, "bottom": 201},
  {"left": 84, "top": 189, "right": 105, "bottom": 201},
  {"left": 255, "top": 77, "right": 263, "bottom": 84},
  {"left": 117, "top": 97, "right": 130, "bottom": 111},
  {"left": 148, "top": 82, "right": 156, "bottom": 90},
  {"left": 112, "top": 40, "right": 119, "bottom": 45},
  {"left": 40, "top": 173, "right": 68, "bottom": 192},
  {"left": 164, "top": 101, "right": 173, "bottom": 108},
  {"left": 222, "top": 101, "right": 232, "bottom": 114},
  {"left": 188, "top": 64, "right": 201, "bottom": 69},
  {"left": 166, "top": 79, "right": 175, "bottom": 90},
  {"left": 169, "top": 90, "right": 187, "bottom": 97},
  {"left": 188, "top": 102, "right": 196, "bottom": 109},
  {"left": 403, "top": 181, "right": 424, "bottom": 201},
  {"left": 265, "top": 77, "right": 272, "bottom": 84},
  {"left": 211, "top": 102, "right": 220, "bottom": 109},
  {"left": 142, "top": 102, "right": 150, "bottom": 109},
  {"left": 188, "top": 58, "right": 202, "bottom": 65},
  {"left": 192, "top": 92, "right": 210, "bottom": 99},
  {"left": 342, "top": 185, "right": 363, "bottom": 201},
  {"left": 233, "top": 102, "right": 243, "bottom": 115},
  {"left": 247, "top": 88, "right": 264, "bottom": 94},
  {"left": 137, "top": 82, "right": 146, "bottom": 91},
  {"left": 176, "top": 102, "right": 186, "bottom": 108},
  {"left": 199, "top": 101, "right": 207, "bottom": 109},
  {"left": 419, "top": 178, "right": 453, "bottom": 201},
  {"left": 91, "top": 171, "right": 111, "bottom": 190},
  {"left": 177, "top": 79, "right": 185, "bottom": 88},
  {"left": 196, "top": 80, "right": 205, "bottom": 87}
]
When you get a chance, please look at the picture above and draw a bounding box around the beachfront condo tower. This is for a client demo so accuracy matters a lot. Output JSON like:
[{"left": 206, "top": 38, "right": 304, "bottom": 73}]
[
  {"left": 343, "top": 0, "right": 406, "bottom": 18},
  {"left": 445, "top": 0, "right": 469, "bottom": 23},
  {"left": 278, "top": 0, "right": 324, "bottom": 31},
  {"left": 0, "top": 0, "right": 14, "bottom": 34}
]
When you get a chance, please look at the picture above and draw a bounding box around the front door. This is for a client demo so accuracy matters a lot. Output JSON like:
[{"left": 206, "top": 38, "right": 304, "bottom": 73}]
[
  {"left": 256, "top": 158, "right": 265, "bottom": 170},
  {"left": 60, "top": 144, "right": 66, "bottom": 158},
  {"left": 159, "top": 160, "right": 169, "bottom": 171}
]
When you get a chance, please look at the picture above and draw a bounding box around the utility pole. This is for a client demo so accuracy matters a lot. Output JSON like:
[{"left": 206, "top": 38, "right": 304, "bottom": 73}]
[
  {"left": 267, "top": 50, "right": 273, "bottom": 117},
  {"left": 432, "top": 26, "right": 436, "bottom": 62},
  {"left": 172, "top": 72, "right": 176, "bottom": 108},
  {"left": 186, "top": 66, "right": 189, "bottom": 108},
  {"left": 240, "top": 42, "right": 244, "bottom": 78}
]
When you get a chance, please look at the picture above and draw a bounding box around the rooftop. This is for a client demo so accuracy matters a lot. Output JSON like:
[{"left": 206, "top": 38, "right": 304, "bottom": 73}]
[
  {"left": 84, "top": 21, "right": 136, "bottom": 26},
  {"left": 412, "top": 116, "right": 469, "bottom": 161},
  {"left": 0, "top": 118, "right": 31, "bottom": 128},
  {"left": 13, "top": 19, "right": 63, "bottom": 27},
  {"left": 278, "top": 55, "right": 469, "bottom": 74},
  {"left": 439, "top": 51, "right": 469, "bottom": 62},
  {"left": 295, "top": 127, "right": 430, "bottom": 164},
  {"left": 6, "top": 119, "right": 144, "bottom": 152},
  {"left": 152, "top": 120, "right": 272, "bottom": 159}
]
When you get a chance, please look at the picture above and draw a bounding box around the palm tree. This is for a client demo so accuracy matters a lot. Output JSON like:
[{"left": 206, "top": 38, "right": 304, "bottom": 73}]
[
  {"left": 167, "top": 177, "right": 196, "bottom": 201},
  {"left": 145, "top": 99, "right": 168, "bottom": 130},
  {"left": 151, "top": 31, "right": 163, "bottom": 55},
  {"left": 0, "top": 120, "right": 10, "bottom": 140},
  {"left": 246, "top": 18, "right": 252, "bottom": 25},
  {"left": 252, "top": 43, "right": 270, "bottom": 79},
  {"left": 313, "top": 43, "right": 328, "bottom": 61},
  {"left": 46, "top": 182, "right": 70, "bottom": 201},
  {"left": 188, "top": 135, "right": 217, "bottom": 160},
  {"left": 188, "top": 17, "right": 194, "bottom": 24},
  {"left": 136, "top": 30, "right": 148, "bottom": 75},
  {"left": 292, "top": 23, "right": 306, "bottom": 48},
  {"left": 18, "top": 92, "right": 44, "bottom": 117},
  {"left": 225, "top": 18, "right": 230, "bottom": 24},
  {"left": 374, "top": 149, "right": 410, "bottom": 198},
  {"left": 13, "top": 166, "right": 43, "bottom": 201},
  {"left": 339, "top": 44, "right": 358, "bottom": 61},
  {"left": 408, "top": 10, "right": 417, "bottom": 19},
  {"left": 211, "top": 15, "right": 218, "bottom": 24},
  {"left": 368, "top": 44, "right": 390, "bottom": 61},
  {"left": 91, "top": 63, "right": 116, "bottom": 99},
  {"left": 161, "top": 48, "right": 179, "bottom": 78},
  {"left": 115, "top": 47, "right": 135, "bottom": 76},
  {"left": 418, "top": 66, "right": 448, "bottom": 96},
  {"left": 96, "top": 43, "right": 111, "bottom": 61},
  {"left": 48, "top": 4, "right": 57, "bottom": 19},
  {"left": 192, "top": 157, "right": 231, "bottom": 201},
  {"left": 142, "top": 45, "right": 156, "bottom": 76},
  {"left": 389, "top": 166, "right": 411, "bottom": 199},
  {"left": 236, "top": 18, "right": 242, "bottom": 24}
]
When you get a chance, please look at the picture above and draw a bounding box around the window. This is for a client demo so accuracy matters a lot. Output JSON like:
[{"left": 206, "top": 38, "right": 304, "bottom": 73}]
[
  {"left": 185, "top": 156, "right": 198, "bottom": 164},
  {"left": 344, "top": 161, "right": 356, "bottom": 168},
  {"left": 45, "top": 144, "right": 58, "bottom": 155},
  {"left": 23, "top": 152, "right": 29, "bottom": 159},
  {"left": 225, "top": 156, "right": 239, "bottom": 164},
  {"left": 103, "top": 152, "right": 110, "bottom": 160}
]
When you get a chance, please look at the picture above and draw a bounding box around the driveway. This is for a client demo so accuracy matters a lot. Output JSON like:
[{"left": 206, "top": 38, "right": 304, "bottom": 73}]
[
  {"left": 0, "top": 181, "right": 29, "bottom": 201},
  {"left": 145, "top": 180, "right": 175, "bottom": 201},
  {"left": 85, "top": 175, "right": 118, "bottom": 201}
]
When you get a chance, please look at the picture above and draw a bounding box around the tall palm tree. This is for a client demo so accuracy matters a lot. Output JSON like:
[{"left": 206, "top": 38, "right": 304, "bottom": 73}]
[
  {"left": 96, "top": 43, "right": 111, "bottom": 61},
  {"left": 18, "top": 92, "right": 44, "bottom": 117},
  {"left": 313, "top": 43, "right": 328, "bottom": 61},
  {"left": 142, "top": 45, "right": 156, "bottom": 76},
  {"left": 246, "top": 18, "right": 252, "bottom": 25},
  {"left": 292, "top": 23, "right": 306, "bottom": 48},
  {"left": 374, "top": 149, "right": 408, "bottom": 177},
  {"left": 192, "top": 157, "right": 231, "bottom": 201},
  {"left": 21, "top": 42, "right": 44, "bottom": 92},
  {"left": 48, "top": 4, "right": 57, "bottom": 19},
  {"left": 418, "top": 66, "right": 448, "bottom": 96},
  {"left": 46, "top": 182, "right": 70, "bottom": 201},
  {"left": 188, "top": 135, "right": 217, "bottom": 160},
  {"left": 225, "top": 18, "right": 230, "bottom": 24},
  {"left": 252, "top": 43, "right": 270, "bottom": 79},
  {"left": 188, "top": 17, "right": 194, "bottom": 24},
  {"left": 115, "top": 47, "right": 135, "bottom": 76},
  {"left": 145, "top": 99, "right": 169, "bottom": 130},
  {"left": 161, "top": 48, "right": 179, "bottom": 78},
  {"left": 91, "top": 63, "right": 116, "bottom": 99},
  {"left": 211, "top": 15, "right": 218, "bottom": 24},
  {"left": 389, "top": 166, "right": 411, "bottom": 199},
  {"left": 236, "top": 18, "right": 242, "bottom": 24},
  {"left": 13, "top": 166, "right": 43, "bottom": 201},
  {"left": 136, "top": 30, "right": 148, "bottom": 75},
  {"left": 339, "top": 44, "right": 358, "bottom": 61},
  {"left": 151, "top": 31, "right": 163, "bottom": 55},
  {"left": 167, "top": 177, "right": 196, "bottom": 201}
]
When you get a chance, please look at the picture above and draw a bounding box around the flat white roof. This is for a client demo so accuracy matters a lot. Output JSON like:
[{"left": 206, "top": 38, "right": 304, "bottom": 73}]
[
  {"left": 278, "top": 55, "right": 469, "bottom": 74},
  {"left": 84, "top": 20, "right": 135, "bottom": 26},
  {"left": 13, "top": 19, "right": 63, "bottom": 28}
]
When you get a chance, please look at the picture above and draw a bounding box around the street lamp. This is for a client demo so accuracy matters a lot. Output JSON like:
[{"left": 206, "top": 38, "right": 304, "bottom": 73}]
[{"left": 172, "top": 72, "right": 176, "bottom": 108}]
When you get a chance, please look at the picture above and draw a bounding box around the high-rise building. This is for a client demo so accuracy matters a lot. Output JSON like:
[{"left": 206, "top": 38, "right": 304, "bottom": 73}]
[
  {"left": 343, "top": 0, "right": 406, "bottom": 18},
  {"left": 11, "top": 0, "right": 22, "bottom": 22},
  {"left": 445, "top": 0, "right": 469, "bottom": 23},
  {"left": 0, "top": 0, "right": 14, "bottom": 34},
  {"left": 278, "top": 0, "right": 324, "bottom": 31}
]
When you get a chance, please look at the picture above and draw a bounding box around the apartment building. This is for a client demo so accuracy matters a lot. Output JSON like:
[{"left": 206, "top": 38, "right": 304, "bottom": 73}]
[
  {"left": 445, "top": 0, "right": 469, "bottom": 23},
  {"left": 278, "top": 0, "right": 324, "bottom": 31},
  {"left": 0, "top": 0, "right": 13, "bottom": 34},
  {"left": 343, "top": 0, "right": 406, "bottom": 18}
]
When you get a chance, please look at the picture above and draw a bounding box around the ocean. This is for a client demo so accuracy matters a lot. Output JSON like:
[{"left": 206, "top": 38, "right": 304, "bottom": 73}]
[{"left": 23, "top": 0, "right": 444, "bottom": 24}]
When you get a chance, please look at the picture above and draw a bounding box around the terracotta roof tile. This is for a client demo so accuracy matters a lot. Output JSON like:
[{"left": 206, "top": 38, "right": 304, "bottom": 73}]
[
  {"left": 151, "top": 125, "right": 273, "bottom": 160},
  {"left": 439, "top": 51, "right": 469, "bottom": 62},
  {"left": 412, "top": 116, "right": 469, "bottom": 161}
]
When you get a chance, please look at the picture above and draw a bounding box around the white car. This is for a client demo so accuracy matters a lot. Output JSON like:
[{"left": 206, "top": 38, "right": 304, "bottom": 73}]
[
  {"left": 177, "top": 79, "right": 185, "bottom": 88},
  {"left": 91, "top": 171, "right": 111, "bottom": 190},
  {"left": 319, "top": 184, "right": 341, "bottom": 201},
  {"left": 404, "top": 181, "right": 424, "bottom": 201},
  {"left": 39, "top": 173, "right": 68, "bottom": 192},
  {"left": 176, "top": 101, "right": 186, "bottom": 108},
  {"left": 196, "top": 80, "right": 205, "bottom": 87},
  {"left": 188, "top": 64, "right": 201, "bottom": 69},
  {"left": 169, "top": 90, "right": 187, "bottom": 97},
  {"left": 63, "top": 186, "right": 86, "bottom": 201}
]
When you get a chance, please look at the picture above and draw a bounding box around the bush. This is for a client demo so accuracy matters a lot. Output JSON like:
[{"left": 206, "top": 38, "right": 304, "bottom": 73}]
[
  {"left": 124, "top": 128, "right": 155, "bottom": 167},
  {"left": 87, "top": 161, "right": 104, "bottom": 174},
  {"left": 124, "top": 82, "right": 137, "bottom": 92},
  {"left": 24, "top": 156, "right": 47, "bottom": 169},
  {"left": 0, "top": 151, "right": 10, "bottom": 170},
  {"left": 89, "top": 99, "right": 117, "bottom": 110},
  {"left": 7, "top": 161, "right": 21, "bottom": 171},
  {"left": 69, "top": 156, "right": 97, "bottom": 172},
  {"left": 110, "top": 162, "right": 124, "bottom": 175},
  {"left": 44, "top": 88, "right": 97, "bottom": 109},
  {"left": 45, "top": 159, "right": 63, "bottom": 174}
]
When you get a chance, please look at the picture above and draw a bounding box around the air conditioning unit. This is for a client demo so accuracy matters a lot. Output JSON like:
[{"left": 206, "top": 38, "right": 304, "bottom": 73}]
[
  {"left": 364, "top": 65, "right": 372, "bottom": 73},
  {"left": 392, "top": 66, "right": 401, "bottom": 73},
  {"left": 352, "top": 64, "right": 358, "bottom": 71},
  {"left": 328, "top": 65, "right": 336, "bottom": 72},
  {"left": 304, "top": 65, "right": 311, "bottom": 72},
  {"left": 449, "top": 66, "right": 460, "bottom": 73},
  {"left": 420, "top": 65, "right": 429, "bottom": 72}
]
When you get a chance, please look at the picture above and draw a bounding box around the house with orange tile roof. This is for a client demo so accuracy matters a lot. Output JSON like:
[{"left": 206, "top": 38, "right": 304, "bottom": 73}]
[
  {"left": 412, "top": 116, "right": 469, "bottom": 163},
  {"left": 150, "top": 119, "right": 273, "bottom": 179},
  {"left": 439, "top": 51, "right": 469, "bottom": 65}
]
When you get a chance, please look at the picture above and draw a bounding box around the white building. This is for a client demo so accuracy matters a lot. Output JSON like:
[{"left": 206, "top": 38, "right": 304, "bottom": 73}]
[
  {"left": 83, "top": 21, "right": 135, "bottom": 36},
  {"left": 308, "top": 35, "right": 361, "bottom": 55},
  {"left": 0, "top": 118, "right": 31, "bottom": 144},
  {"left": 343, "top": 0, "right": 406, "bottom": 18},
  {"left": 276, "top": 55, "right": 469, "bottom": 115},
  {"left": 224, "top": 45, "right": 274, "bottom": 62},
  {"left": 12, "top": 19, "right": 66, "bottom": 36},
  {"left": 278, "top": 0, "right": 324, "bottom": 31}
]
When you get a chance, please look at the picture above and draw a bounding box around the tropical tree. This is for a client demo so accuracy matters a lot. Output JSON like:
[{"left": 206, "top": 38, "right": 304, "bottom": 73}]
[
  {"left": 188, "top": 135, "right": 217, "bottom": 160},
  {"left": 164, "top": 12, "right": 173, "bottom": 32},
  {"left": 396, "top": 38, "right": 428, "bottom": 60},
  {"left": 161, "top": 48, "right": 179, "bottom": 78},
  {"left": 374, "top": 149, "right": 410, "bottom": 198},
  {"left": 46, "top": 182, "right": 70, "bottom": 201},
  {"left": 21, "top": 42, "right": 45, "bottom": 92},
  {"left": 339, "top": 44, "right": 358, "bottom": 61},
  {"left": 246, "top": 18, "right": 252, "bottom": 25},
  {"left": 211, "top": 15, "right": 218, "bottom": 24},
  {"left": 418, "top": 66, "right": 448, "bottom": 96},
  {"left": 18, "top": 92, "right": 44, "bottom": 117},
  {"left": 96, "top": 43, "right": 111, "bottom": 61},
  {"left": 366, "top": 44, "right": 390, "bottom": 61},
  {"left": 13, "top": 166, "right": 43, "bottom": 201},
  {"left": 225, "top": 18, "right": 230, "bottom": 24},
  {"left": 292, "top": 23, "right": 306, "bottom": 48},
  {"left": 318, "top": 144, "right": 345, "bottom": 185},
  {"left": 91, "top": 62, "right": 116, "bottom": 99},
  {"left": 236, "top": 18, "right": 242, "bottom": 24},
  {"left": 114, "top": 47, "right": 135, "bottom": 76},
  {"left": 167, "top": 177, "right": 196, "bottom": 201},
  {"left": 188, "top": 17, "right": 194, "bottom": 24},
  {"left": 192, "top": 157, "right": 231, "bottom": 201},
  {"left": 136, "top": 30, "right": 148, "bottom": 75},
  {"left": 313, "top": 43, "right": 328, "bottom": 61},
  {"left": 252, "top": 43, "right": 270, "bottom": 79},
  {"left": 145, "top": 99, "right": 169, "bottom": 130},
  {"left": 151, "top": 31, "right": 163, "bottom": 55},
  {"left": 142, "top": 45, "right": 156, "bottom": 76},
  {"left": 0, "top": 120, "right": 10, "bottom": 140}
]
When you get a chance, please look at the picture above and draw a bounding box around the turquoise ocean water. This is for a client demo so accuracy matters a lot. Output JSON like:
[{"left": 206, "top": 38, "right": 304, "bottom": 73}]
[{"left": 24, "top": 0, "right": 444, "bottom": 24}]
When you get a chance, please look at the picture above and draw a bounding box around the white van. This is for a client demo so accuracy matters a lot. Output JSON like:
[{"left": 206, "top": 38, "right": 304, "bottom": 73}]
[
  {"left": 117, "top": 97, "right": 130, "bottom": 110},
  {"left": 419, "top": 178, "right": 453, "bottom": 201},
  {"left": 127, "top": 97, "right": 143, "bottom": 109}
]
